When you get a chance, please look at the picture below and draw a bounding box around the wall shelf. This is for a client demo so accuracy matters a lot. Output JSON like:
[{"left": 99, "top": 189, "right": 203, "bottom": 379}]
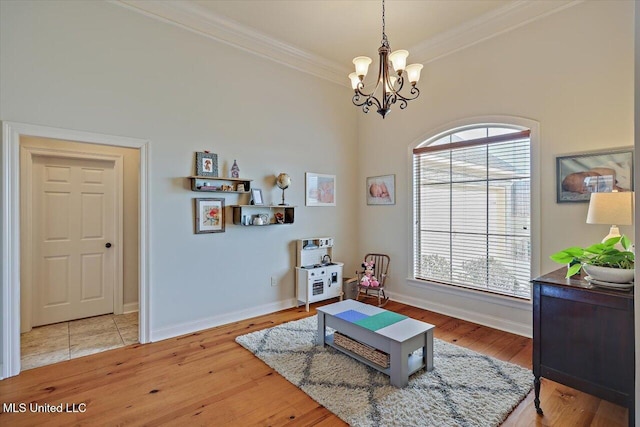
[
  {"left": 230, "top": 205, "right": 295, "bottom": 226},
  {"left": 189, "top": 176, "right": 252, "bottom": 193}
]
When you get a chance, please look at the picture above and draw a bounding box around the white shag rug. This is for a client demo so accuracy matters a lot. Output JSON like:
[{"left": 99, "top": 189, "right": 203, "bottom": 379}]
[{"left": 236, "top": 315, "right": 532, "bottom": 427}]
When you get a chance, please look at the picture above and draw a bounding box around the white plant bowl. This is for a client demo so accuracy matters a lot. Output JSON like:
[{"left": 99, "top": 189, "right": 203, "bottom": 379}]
[{"left": 582, "top": 264, "right": 634, "bottom": 284}]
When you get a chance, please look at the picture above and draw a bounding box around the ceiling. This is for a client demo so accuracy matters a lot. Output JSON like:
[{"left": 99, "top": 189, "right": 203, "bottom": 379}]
[{"left": 117, "top": 0, "right": 579, "bottom": 85}]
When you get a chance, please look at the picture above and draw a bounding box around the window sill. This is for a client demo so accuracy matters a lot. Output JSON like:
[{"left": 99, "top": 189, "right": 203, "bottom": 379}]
[{"left": 406, "top": 277, "right": 532, "bottom": 311}]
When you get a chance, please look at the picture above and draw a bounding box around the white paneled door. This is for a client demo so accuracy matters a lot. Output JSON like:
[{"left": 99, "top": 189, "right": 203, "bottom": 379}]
[{"left": 31, "top": 156, "right": 116, "bottom": 326}]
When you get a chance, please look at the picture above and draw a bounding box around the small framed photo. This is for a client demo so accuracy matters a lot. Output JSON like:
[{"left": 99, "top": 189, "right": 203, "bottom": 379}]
[
  {"left": 194, "top": 198, "right": 225, "bottom": 233},
  {"left": 556, "top": 148, "right": 633, "bottom": 203},
  {"left": 251, "top": 188, "right": 264, "bottom": 206},
  {"left": 306, "top": 172, "right": 336, "bottom": 206},
  {"left": 236, "top": 183, "right": 245, "bottom": 192},
  {"left": 366, "top": 174, "right": 395, "bottom": 205},
  {"left": 195, "top": 151, "right": 218, "bottom": 177}
]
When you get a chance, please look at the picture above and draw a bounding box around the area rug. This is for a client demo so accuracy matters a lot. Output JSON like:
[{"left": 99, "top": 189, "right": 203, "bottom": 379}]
[{"left": 236, "top": 315, "right": 532, "bottom": 427}]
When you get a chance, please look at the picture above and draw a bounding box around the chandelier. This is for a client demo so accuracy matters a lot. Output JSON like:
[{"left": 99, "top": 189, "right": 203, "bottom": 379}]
[{"left": 348, "top": 0, "right": 423, "bottom": 118}]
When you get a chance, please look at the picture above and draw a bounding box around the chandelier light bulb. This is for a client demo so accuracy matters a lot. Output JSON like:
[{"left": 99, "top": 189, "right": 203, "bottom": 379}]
[
  {"left": 389, "top": 50, "right": 409, "bottom": 74},
  {"left": 353, "top": 56, "right": 372, "bottom": 79},
  {"left": 405, "top": 64, "right": 424, "bottom": 84}
]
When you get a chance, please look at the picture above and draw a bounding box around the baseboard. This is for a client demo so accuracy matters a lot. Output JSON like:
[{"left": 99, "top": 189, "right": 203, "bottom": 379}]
[
  {"left": 123, "top": 302, "right": 139, "bottom": 314},
  {"left": 388, "top": 291, "right": 532, "bottom": 337},
  {"left": 150, "top": 298, "right": 297, "bottom": 342}
]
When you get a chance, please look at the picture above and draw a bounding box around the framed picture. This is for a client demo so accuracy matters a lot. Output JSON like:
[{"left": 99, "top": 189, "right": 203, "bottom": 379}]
[
  {"left": 195, "top": 151, "right": 218, "bottom": 177},
  {"left": 306, "top": 172, "right": 336, "bottom": 206},
  {"left": 556, "top": 148, "right": 633, "bottom": 203},
  {"left": 251, "top": 188, "right": 264, "bottom": 206},
  {"left": 194, "top": 198, "right": 225, "bottom": 233},
  {"left": 366, "top": 174, "right": 395, "bottom": 205}
]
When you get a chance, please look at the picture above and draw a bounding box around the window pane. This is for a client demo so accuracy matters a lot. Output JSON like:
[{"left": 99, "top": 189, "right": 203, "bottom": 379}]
[
  {"left": 451, "top": 183, "right": 487, "bottom": 234},
  {"left": 417, "top": 151, "right": 450, "bottom": 184},
  {"left": 420, "top": 183, "right": 451, "bottom": 231},
  {"left": 429, "top": 135, "right": 451, "bottom": 146},
  {"left": 488, "top": 127, "right": 519, "bottom": 137},
  {"left": 451, "top": 145, "right": 486, "bottom": 182},
  {"left": 415, "top": 231, "right": 451, "bottom": 283},
  {"left": 451, "top": 128, "right": 487, "bottom": 141}
]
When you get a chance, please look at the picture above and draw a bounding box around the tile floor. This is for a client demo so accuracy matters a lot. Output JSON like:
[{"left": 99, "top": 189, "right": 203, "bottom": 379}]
[{"left": 20, "top": 312, "right": 139, "bottom": 370}]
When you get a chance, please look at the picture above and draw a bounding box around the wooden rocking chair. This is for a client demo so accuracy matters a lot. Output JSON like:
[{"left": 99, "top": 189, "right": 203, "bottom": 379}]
[{"left": 355, "top": 253, "right": 390, "bottom": 307}]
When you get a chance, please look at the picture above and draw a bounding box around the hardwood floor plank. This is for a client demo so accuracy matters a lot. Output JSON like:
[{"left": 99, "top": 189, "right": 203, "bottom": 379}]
[{"left": 0, "top": 300, "right": 629, "bottom": 426}]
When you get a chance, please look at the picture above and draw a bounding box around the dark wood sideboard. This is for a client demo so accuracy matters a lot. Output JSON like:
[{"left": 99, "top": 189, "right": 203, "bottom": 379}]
[{"left": 532, "top": 267, "right": 635, "bottom": 426}]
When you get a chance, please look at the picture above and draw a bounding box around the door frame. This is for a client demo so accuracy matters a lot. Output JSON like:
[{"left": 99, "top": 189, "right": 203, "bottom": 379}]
[
  {"left": 1, "top": 121, "right": 151, "bottom": 379},
  {"left": 21, "top": 146, "right": 124, "bottom": 332}
]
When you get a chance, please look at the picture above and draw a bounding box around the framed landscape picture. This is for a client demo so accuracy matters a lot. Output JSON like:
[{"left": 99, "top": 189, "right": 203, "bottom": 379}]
[
  {"left": 366, "top": 174, "right": 395, "bottom": 205},
  {"left": 305, "top": 173, "right": 336, "bottom": 206},
  {"left": 556, "top": 148, "right": 633, "bottom": 203},
  {"left": 194, "top": 198, "right": 225, "bottom": 233}
]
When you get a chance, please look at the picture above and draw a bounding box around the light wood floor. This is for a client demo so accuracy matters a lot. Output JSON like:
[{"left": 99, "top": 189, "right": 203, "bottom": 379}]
[{"left": 0, "top": 300, "right": 629, "bottom": 426}]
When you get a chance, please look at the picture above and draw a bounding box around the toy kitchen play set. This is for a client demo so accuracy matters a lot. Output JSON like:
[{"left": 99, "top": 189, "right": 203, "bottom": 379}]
[{"left": 296, "top": 237, "right": 344, "bottom": 311}]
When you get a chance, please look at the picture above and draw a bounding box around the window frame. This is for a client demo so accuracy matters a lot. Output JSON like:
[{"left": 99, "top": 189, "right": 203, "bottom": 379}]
[{"left": 410, "top": 121, "right": 540, "bottom": 301}]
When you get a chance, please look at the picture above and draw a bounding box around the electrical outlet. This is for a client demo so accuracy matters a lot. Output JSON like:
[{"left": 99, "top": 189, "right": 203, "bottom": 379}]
[{"left": 271, "top": 276, "right": 277, "bottom": 287}]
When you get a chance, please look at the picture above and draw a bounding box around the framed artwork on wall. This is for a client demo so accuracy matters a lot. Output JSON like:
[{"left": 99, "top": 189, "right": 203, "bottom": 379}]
[
  {"left": 305, "top": 172, "right": 336, "bottom": 206},
  {"left": 195, "top": 151, "right": 218, "bottom": 177},
  {"left": 194, "top": 198, "right": 225, "bottom": 233},
  {"left": 556, "top": 148, "right": 633, "bottom": 203},
  {"left": 366, "top": 174, "right": 395, "bottom": 205}
]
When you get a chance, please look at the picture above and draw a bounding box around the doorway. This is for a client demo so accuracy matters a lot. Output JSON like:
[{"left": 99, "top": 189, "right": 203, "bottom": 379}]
[{"left": 1, "top": 121, "right": 150, "bottom": 379}]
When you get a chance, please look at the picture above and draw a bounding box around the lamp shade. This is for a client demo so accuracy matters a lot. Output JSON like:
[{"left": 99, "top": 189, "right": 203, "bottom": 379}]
[
  {"left": 353, "top": 56, "right": 372, "bottom": 78},
  {"left": 405, "top": 63, "right": 423, "bottom": 84},
  {"left": 348, "top": 73, "right": 360, "bottom": 90},
  {"left": 389, "top": 49, "right": 409, "bottom": 73},
  {"left": 586, "top": 191, "right": 634, "bottom": 226}
]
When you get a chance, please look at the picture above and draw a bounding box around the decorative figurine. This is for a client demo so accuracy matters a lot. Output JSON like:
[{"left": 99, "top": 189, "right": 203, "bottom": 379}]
[{"left": 231, "top": 160, "right": 240, "bottom": 178}]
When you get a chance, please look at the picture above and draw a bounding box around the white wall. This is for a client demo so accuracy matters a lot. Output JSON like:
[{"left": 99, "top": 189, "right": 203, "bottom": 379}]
[
  {"left": 0, "top": 0, "right": 359, "bottom": 343},
  {"left": 357, "top": 1, "right": 634, "bottom": 335}
]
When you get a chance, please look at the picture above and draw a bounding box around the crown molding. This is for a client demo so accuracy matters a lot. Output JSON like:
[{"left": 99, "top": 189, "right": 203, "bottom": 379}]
[
  {"left": 112, "top": 0, "right": 582, "bottom": 88},
  {"left": 410, "top": 0, "right": 583, "bottom": 65},
  {"left": 112, "top": 0, "right": 351, "bottom": 85}
]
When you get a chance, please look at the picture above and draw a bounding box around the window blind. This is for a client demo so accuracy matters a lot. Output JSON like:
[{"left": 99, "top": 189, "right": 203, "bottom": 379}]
[{"left": 413, "top": 129, "right": 531, "bottom": 299}]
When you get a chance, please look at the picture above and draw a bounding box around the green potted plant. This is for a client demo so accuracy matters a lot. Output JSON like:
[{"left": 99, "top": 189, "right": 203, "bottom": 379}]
[{"left": 550, "top": 235, "right": 634, "bottom": 282}]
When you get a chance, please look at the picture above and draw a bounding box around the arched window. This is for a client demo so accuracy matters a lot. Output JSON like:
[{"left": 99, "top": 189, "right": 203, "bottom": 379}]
[{"left": 413, "top": 125, "right": 531, "bottom": 299}]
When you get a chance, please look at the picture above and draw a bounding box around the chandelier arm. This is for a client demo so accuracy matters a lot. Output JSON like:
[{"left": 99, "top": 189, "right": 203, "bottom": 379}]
[{"left": 391, "top": 77, "right": 420, "bottom": 102}]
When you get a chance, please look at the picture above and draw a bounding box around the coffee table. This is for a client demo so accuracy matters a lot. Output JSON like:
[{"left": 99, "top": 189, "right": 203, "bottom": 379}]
[{"left": 316, "top": 299, "right": 435, "bottom": 387}]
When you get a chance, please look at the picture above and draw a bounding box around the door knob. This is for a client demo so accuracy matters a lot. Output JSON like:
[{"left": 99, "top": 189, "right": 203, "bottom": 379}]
[{"left": 105, "top": 242, "right": 112, "bottom": 248}]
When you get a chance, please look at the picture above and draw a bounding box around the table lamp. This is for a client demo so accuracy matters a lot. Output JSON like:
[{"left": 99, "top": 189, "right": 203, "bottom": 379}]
[{"left": 586, "top": 191, "right": 634, "bottom": 242}]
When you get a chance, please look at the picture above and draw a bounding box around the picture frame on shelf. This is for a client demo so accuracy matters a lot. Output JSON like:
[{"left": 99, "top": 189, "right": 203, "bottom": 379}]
[
  {"left": 195, "top": 151, "right": 218, "bottom": 177},
  {"left": 366, "top": 174, "right": 395, "bottom": 205},
  {"left": 556, "top": 148, "right": 633, "bottom": 203},
  {"left": 305, "top": 172, "right": 336, "bottom": 206},
  {"left": 236, "top": 183, "right": 245, "bottom": 192},
  {"left": 194, "top": 198, "right": 225, "bottom": 233},
  {"left": 251, "top": 188, "right": 264, "bottom": 206}
]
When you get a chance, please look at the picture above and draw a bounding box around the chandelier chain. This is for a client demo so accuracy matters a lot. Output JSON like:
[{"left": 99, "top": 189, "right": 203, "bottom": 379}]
[{"left": 381, "top": 0, "right": 388, "bottom": 46}]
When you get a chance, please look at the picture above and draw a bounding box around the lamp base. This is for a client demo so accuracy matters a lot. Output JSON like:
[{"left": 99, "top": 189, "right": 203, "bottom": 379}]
[{"left": 601, "top": 225, "right": 621, "bottom": 243}]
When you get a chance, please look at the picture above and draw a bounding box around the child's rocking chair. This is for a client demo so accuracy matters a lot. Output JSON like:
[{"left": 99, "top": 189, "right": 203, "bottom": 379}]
[{"left": 355, "top": 253, "right": 390, "bottom": 307}]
